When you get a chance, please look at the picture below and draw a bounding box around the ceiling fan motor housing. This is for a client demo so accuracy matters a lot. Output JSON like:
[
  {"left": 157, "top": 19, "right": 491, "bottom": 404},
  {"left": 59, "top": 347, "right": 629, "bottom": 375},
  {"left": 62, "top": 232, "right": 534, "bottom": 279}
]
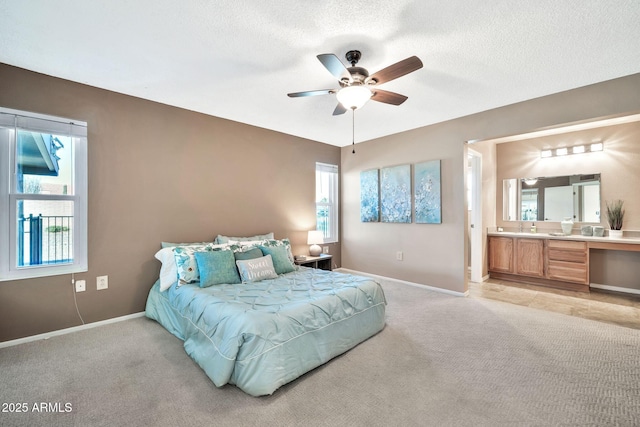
[{"left": 342, "top": 66, "right": 369, "bottom": 86}]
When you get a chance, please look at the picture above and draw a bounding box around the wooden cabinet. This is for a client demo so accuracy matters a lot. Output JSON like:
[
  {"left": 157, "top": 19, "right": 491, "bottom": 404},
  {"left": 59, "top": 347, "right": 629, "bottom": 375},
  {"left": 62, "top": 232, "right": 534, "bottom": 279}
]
[
  {"left": 488, "top": 235, "right": 589, "bottom": 291},
  {"left": 546, "top": 240, "right": 588, "bottom": 284},
  {"left": 488, "top": 236, "right": 514, "bottom": 273},
  {"left": 515, "top": 238, "right": 544, "bottom": 278}
]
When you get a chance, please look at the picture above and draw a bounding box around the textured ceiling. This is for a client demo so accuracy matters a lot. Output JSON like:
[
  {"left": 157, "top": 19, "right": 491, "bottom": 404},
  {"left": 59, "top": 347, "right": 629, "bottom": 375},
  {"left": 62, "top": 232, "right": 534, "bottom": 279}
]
[{"left": 1, "top": 1, "right": 640, "bottom": 147}]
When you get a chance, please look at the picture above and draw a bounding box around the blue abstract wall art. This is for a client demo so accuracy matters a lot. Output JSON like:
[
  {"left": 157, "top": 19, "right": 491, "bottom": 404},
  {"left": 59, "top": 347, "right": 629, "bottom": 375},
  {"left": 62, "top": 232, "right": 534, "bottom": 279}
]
[
  {"left": 380, "top": 164, "right": 411, "bottom": 223},
  {"left": 414, "top": 160, "right": 441, "bottom": 224},
  {"left": 360, "top": 169, "right": 380, "bottom": 222}
]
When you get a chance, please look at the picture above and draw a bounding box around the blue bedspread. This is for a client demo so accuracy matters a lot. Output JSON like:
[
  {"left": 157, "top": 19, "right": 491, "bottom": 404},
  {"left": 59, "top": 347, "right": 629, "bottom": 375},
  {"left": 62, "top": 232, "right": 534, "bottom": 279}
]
[{"left": 145, "top": 267, "right": 386, "bottom": 396}]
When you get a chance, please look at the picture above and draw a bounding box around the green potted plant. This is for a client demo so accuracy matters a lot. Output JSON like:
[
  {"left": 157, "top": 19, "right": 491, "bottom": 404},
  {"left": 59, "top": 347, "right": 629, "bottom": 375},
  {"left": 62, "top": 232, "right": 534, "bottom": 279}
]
[{"left": 605, "top": 199, "right": 625, "bottom": 238}]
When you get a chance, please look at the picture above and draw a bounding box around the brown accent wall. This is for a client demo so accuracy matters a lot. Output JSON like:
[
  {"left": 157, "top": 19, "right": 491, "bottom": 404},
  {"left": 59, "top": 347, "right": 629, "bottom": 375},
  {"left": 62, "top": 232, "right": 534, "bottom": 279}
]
[
  {"left": 342, "top": 73, "right": 640, "bottom": 294},
  {"left": 0, "top": 64, "right": 341, "bottom": 342}
]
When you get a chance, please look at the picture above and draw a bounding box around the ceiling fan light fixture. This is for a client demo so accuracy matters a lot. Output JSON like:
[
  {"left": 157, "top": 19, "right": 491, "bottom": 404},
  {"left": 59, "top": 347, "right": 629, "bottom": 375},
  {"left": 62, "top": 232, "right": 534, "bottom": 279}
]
[{"left": 336, "top": 85, "right": 372, "bottom": 110}]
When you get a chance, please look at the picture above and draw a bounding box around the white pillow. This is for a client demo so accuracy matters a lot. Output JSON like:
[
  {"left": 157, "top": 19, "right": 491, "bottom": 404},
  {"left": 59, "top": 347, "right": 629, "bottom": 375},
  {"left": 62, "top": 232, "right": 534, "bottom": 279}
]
[
  {"left": 155, "top": 247, "right": 178, "bottom": 292},
  {"left": 230, "top": 238, "right": 295, "bottom": 264},
  {"left": 235, "top": 255, "right": 278, "bottom": 283}
]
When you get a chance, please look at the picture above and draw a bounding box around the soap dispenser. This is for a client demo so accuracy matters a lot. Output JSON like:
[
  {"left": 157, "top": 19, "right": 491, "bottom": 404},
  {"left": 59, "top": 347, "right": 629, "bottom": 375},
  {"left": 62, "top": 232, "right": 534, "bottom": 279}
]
[{"left": 531, "top": 223, "right": 537, "bottom": 233}]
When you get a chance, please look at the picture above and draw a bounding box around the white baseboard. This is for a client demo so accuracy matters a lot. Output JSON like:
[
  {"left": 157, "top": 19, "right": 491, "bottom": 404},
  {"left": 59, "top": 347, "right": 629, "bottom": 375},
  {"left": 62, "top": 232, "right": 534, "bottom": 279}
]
[
  {"left": 336, "top": 268, "right": 469, "bottom": 297},
  {"left": 590, "top": 283, "right": 640, "bottom": 296},
  {"left": 0, "top": 312, "right": 146, "bottom": 349}
]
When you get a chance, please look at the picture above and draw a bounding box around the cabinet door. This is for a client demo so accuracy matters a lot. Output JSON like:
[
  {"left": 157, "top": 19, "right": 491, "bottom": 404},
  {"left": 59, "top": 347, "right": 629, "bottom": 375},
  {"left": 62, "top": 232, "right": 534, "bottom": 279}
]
[
  {"left": 489, "top": 237, "right": 514, "bottom": 273},
  {"left": 515, "top": 238, "right": 544, "bottom": 277}
]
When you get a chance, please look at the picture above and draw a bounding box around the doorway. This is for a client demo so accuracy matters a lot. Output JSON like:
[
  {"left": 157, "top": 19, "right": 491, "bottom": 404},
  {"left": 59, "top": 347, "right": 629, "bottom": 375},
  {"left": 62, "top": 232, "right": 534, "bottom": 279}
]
[{"left": 468, "top": 149, "right": 483, "bottom": 283}]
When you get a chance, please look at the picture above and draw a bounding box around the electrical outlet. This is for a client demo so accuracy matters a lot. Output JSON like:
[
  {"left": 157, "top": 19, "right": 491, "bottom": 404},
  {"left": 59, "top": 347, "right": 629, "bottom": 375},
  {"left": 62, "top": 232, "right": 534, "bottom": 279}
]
[
  {"left": 322, "top": 246, "right": 329, "bottom": 254},
  {"left": 396, "top": 251, "right": 403, "bottom": 261},
  {"left": 75, "top": 280, "right": 86, "bottom": 293},
  {"left": 97, "top": 275, "right": 108, "bottom": 290}
]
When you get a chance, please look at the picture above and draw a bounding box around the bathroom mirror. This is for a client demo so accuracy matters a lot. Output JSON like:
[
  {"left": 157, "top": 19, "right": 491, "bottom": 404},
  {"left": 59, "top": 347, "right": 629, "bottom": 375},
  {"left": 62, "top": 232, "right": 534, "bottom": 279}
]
[{"left": 502, "top": 174, "right": 601, "bottom": 222}]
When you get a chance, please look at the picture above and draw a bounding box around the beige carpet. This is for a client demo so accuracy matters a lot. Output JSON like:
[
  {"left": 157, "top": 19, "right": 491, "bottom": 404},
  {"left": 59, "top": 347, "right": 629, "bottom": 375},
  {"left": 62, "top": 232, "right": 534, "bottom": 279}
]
[{"left": 1, "top": 279, "right": 639, "bottom": 426}]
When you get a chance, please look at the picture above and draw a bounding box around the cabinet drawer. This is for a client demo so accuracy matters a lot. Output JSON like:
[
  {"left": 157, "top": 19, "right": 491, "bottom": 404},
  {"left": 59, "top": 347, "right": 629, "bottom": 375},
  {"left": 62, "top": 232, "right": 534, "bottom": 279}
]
[
  {"left": 547, "top": 260, "right": 588, "bottom": 284},
  {"left": 548, "top": 248, "right": 587, "bottom": 263},
  {"left": 547, "top": 240, "right": 587, "bottom": 251}
]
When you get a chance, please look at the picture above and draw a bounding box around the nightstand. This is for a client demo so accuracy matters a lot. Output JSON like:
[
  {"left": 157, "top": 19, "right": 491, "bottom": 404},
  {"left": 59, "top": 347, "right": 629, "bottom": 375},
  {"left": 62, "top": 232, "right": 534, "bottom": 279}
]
[{"left": 294, "top": 254, "right": 333, "bottom": 271}]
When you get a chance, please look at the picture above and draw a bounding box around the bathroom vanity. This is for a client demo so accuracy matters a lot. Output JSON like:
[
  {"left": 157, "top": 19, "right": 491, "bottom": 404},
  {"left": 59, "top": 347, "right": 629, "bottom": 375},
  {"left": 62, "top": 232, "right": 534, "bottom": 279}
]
[{"left": 488, "top": 231, "right": 640, "bottom": 292}]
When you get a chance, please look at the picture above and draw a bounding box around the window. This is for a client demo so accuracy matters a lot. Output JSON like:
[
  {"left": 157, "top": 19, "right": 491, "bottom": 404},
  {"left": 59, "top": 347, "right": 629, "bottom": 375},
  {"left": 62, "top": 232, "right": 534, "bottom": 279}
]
[
  {"left": 315, "top": 162, "right": 338, "bottom": 243},
  {"left": 0, "top": 107, "right": 87, "bottom": 281}
]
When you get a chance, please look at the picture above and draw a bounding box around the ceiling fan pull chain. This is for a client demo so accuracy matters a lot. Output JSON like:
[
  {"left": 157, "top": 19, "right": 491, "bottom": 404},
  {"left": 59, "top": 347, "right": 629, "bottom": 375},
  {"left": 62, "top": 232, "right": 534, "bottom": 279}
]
[{"left": 352, "top": 107, "right": 356, "bottom": 154}]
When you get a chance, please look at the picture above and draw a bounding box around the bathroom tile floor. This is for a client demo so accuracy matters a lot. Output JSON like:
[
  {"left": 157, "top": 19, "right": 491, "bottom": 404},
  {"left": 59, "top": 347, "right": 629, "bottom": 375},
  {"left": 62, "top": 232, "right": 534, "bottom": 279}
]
[{"left": 468, "top": 278, "right": 640, "bottom": 330}]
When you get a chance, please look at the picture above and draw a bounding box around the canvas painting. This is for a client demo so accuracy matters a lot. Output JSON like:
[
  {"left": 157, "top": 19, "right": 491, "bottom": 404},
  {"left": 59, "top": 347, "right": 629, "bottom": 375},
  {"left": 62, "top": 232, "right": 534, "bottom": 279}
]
[
  {"left": 380, "top": 164, "right": 411, "bottom": 223},
  {"left": 360, "top": 169, "right": 380, "bottom": 222},
  {"left": 414, "top": 160, "right": 442, "bottom": 224}
]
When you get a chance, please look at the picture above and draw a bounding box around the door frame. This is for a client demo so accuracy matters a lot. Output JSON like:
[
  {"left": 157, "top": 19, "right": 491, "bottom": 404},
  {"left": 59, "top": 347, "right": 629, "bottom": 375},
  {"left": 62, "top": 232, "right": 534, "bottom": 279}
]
[{"left": 468, "top": 148, "right": 483, "bottom": 283}]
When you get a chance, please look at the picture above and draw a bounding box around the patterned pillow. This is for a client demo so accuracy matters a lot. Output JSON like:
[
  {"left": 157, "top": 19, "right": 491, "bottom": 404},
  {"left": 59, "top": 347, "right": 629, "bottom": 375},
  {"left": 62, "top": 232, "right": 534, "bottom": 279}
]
[
  {"left": 161, "top": 241, "right": 211, "bottom": 249},
  {"left": 215, "top": 232, "right": 274, "bottom": 244},
  {"left": 194, "top": 249, "right": 241, "bottom": 287},
  {"left": 173, "top": 243, "right": 230, "bottom": 285},
  {"left": 156, "top": 242, "right": 218, "bottom": 291},
  {"left": 236, "top": 255, "right": 278, "bottom": 283}
]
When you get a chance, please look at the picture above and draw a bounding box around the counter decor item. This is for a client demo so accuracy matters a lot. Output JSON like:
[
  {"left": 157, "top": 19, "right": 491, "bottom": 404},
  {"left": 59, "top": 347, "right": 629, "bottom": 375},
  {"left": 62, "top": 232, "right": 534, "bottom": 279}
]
[
  {"left": 561, "top": 217, "right": 574, "bottom": 235},
  {"left": 606, "top": 199, "right": 625, "bottom": 238},
  {"left": 593, "top": 226, "right": 605, "bottom": 237},
  {"left": 580, "top": 225, "right": 593, "bottom": 236}
]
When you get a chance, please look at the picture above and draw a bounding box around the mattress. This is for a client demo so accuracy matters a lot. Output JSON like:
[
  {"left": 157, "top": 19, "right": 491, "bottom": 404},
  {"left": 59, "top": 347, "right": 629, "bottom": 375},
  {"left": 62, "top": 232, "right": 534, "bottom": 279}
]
[{"left": 145, "top": 266, "right": 386, "bottom": 396}]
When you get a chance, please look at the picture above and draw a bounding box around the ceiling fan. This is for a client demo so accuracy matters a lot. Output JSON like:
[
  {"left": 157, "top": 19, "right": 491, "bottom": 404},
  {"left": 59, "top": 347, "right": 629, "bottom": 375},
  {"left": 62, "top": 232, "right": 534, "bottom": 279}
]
[{"left": 287, "top": 50, "right": 423, "bottom": 115}]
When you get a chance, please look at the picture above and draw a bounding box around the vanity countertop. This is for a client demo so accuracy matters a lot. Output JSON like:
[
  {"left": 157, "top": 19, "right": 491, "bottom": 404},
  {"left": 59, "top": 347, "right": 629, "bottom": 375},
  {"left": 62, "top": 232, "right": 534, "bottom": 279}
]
[{"left": 487, "top": 230, "right": 640, "bottom": 245}]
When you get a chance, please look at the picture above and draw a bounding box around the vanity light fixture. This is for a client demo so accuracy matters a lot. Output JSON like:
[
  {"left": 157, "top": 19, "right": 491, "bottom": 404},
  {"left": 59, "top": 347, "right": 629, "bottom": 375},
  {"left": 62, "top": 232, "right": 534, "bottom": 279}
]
[
  {"left": 572, "top": 145, "right": 585, "bottom": 154},
  {"left": 524, "top": 178, "right": 538, "bottom": 186},
  {"left": 540, "top": 142, "right": 604, "bottom": 158}
]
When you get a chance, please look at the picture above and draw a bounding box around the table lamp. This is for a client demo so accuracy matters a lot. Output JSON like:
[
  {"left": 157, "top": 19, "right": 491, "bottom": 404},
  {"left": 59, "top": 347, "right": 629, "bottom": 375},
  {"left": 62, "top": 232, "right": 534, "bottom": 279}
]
[{"left": 307, "top": 230, "right": 324, "bottom": 256}]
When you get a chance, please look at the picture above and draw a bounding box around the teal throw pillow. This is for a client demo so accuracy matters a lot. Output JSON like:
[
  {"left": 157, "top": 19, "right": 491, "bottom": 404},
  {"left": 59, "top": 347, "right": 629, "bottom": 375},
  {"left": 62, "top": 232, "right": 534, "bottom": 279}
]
[
  {"left": 194, "top": 249, "right": 241, "bottom": 287},
  {"left": 258, "top": 245, "right": 296, "bottom": 275},
  {"left": 234, "top": 247, "right": 263, "bottom": 261}
]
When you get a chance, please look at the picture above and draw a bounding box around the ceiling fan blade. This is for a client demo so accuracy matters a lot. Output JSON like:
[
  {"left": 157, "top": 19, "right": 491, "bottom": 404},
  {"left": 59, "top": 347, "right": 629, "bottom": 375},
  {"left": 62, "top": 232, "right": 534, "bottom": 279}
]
[
  {"left": 317, "top": 54, "right": 352, "bottom": 82},
  {"left": 287, "top": 89, "right": 335, "bottom": 98},
  {"left": 332, "top": 103, "right": 348, "bottom": 116},
  {"left": 371, "top": 89, "right": 408, "bottom": 106},
  {"left": 367, "top": 56, "right": 423, "bottom": 85}
]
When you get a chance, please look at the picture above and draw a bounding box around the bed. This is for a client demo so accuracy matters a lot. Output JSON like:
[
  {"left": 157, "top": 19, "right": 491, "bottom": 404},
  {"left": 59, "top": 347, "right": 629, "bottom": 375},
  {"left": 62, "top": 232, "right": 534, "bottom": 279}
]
[{"left": 145, "top": 238, "right": 386, "bottom": 396}]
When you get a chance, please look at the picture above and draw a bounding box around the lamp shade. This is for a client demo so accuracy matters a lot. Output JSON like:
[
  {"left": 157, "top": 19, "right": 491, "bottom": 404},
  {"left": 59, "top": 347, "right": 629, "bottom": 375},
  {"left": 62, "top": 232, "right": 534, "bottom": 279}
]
[
  {"left": 336, "top": 85, "right": 372, "bottom": 110},
  {"left": 307, "top": 230, "right": 324, "bottom": 245}
]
